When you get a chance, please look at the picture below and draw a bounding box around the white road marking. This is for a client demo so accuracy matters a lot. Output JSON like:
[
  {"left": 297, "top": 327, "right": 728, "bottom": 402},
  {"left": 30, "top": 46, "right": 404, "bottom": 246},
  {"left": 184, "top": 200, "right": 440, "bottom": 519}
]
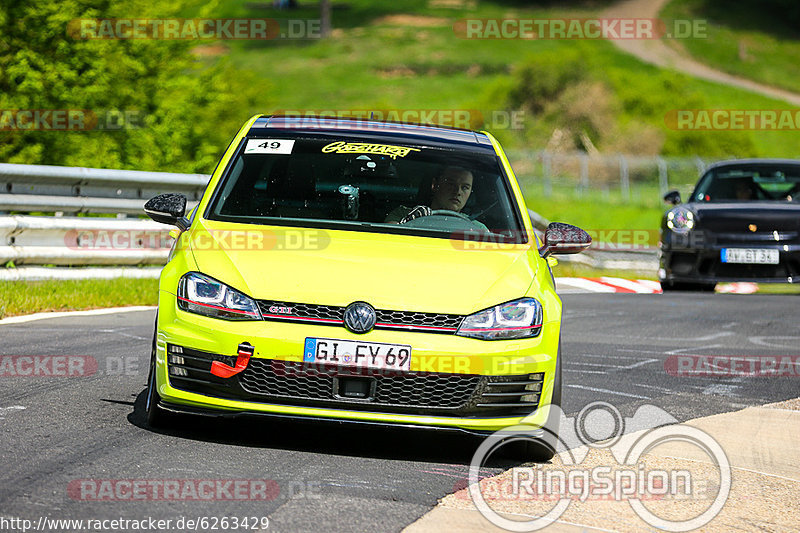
[
  {"left": 570, "top": 358, "right": 659, "bottom": 370},
  {"left": 748, "top": 336, "right": 800, "bottom": 349},
  {"left": 0, "top": 306, "right": 156, "bottom": 326},
  {"left": 566, "top": 384, "right": 651, "bottom": 400},
  {"left": 98, "top": 329, "right": 149, "bottom": 341},
  {"left": 0, "top": 405, "right": 26, "bottom": 420},
  {"left": 702, "top": 383, "right": 740, "bottom": 397},
  {"left": 564, "top": 369, "right": 607, "bottom": 374},
  {"left": 664, "top": 344, "right": 724, "bottom": 355},
  {"left": 583, "top": 352, "right": 656, "bottom": 360},
  {"left": 633, "top": 383, "right": 675, "bottom": 393}
]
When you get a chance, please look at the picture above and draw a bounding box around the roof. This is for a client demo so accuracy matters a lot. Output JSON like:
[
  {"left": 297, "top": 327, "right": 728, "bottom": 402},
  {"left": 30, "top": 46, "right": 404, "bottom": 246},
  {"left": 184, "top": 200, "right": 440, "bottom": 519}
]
[
  {"left": 705, "top": 158, "right": 800, "bottom": 171},
  {"left": 248, "top": 115, "right": 497, "bottom": 153}
]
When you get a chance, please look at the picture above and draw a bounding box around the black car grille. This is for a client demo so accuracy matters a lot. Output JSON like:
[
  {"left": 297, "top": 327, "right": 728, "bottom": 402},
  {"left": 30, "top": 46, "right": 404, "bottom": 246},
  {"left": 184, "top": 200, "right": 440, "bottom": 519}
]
[
  {"left": 240, "top": 359, "right": 480, "bottom": 409},
  {"left": 165, "top": 344, "right": 543, "bottom": 416},
  {"left": 257, "top": 300, "right": 464, "bottom": 333},
  {"left": 713, "top": 231, "right": 800, "bottom": 245}
]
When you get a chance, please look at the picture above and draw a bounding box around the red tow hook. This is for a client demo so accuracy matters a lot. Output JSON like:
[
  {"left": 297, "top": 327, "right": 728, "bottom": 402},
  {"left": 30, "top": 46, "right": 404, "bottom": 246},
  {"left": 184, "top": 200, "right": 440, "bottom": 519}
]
[{"left": 211, "top": 342, "right": 254, "bottom": 378}]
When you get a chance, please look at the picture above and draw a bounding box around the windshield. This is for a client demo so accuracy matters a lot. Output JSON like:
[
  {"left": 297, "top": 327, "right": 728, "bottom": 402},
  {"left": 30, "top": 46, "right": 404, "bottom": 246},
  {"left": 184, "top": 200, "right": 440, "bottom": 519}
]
[
  {"left": 205, "top": 134, "right": 526, "bottom": 241},
  {"left": 692, "top": 164, "right": 800, "bottom": 203}
]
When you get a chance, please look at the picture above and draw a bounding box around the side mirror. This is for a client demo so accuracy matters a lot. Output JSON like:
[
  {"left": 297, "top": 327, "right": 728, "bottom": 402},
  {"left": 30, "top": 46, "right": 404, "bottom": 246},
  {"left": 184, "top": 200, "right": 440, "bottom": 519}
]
[
  {"left": 539, "top": 222, "right": 592, "bottom": 258},
  {"left": 144, "top": 193, "right": 190, "bottom": 231},
  {"left": 663, "top": 190, "right": 681, "bottom": 205}
]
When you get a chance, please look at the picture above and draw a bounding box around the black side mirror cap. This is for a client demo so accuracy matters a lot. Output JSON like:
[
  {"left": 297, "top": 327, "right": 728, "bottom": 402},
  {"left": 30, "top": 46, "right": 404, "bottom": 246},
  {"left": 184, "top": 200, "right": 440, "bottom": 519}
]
[
  {"left": 663, "top": 190, "right": 681, "bottom": 205},
  {"left": 144, "top": 193, "right": 190, "bottom": 230},
  {"left": 539, "top": 222, "right": 592, "bottom": 258}
]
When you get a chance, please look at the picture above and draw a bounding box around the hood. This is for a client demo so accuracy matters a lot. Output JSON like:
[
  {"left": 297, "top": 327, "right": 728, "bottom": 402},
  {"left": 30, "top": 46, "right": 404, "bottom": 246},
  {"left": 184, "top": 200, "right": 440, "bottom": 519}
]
[
  {"left": 187, "top": 220, "right": 538, "bottom": 315},
  {"left": 687, "top": 202, "right": 800, "bottom": 233}
]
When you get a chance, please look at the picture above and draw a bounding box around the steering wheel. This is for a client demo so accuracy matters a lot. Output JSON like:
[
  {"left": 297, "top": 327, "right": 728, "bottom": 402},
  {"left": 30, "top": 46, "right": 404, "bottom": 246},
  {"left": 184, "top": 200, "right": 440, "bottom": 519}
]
[{"left": 427, "top": 209, "right": 472, "bottom": 221}]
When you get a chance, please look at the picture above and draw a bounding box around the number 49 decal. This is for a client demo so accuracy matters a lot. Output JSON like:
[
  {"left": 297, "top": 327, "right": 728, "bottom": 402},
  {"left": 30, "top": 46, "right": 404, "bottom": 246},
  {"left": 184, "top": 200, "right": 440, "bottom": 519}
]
[{"left": 244, "top": 138, "right": 295, "bottom": 155}]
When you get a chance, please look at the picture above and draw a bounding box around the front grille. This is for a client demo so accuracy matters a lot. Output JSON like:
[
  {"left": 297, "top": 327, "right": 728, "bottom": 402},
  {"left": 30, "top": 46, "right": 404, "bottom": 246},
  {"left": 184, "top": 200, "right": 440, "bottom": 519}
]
[
  {"left": 257, "top": 300, "right": 464, "bottom": 333},
  {"left": 240, "top": 359, "right": 481, "bottom": 409},
  {"left": 166, "top": 344, "right": 543, "bottom": 416},
  {"left": 714, "top": 231, "right": 800, "bottom": 245}
]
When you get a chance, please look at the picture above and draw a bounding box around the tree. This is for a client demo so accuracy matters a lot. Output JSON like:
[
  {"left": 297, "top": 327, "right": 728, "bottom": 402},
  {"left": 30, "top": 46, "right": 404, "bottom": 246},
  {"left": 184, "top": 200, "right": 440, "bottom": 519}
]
[{"left": 0, "top": 0, "right": 262, "bottom": 173}]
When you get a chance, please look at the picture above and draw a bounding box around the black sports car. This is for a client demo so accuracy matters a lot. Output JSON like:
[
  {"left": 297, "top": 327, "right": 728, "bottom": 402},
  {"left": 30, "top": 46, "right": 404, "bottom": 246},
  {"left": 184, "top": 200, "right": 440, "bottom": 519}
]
[{"left": 659, "top": 159, "right": 800, "bottom": 291}]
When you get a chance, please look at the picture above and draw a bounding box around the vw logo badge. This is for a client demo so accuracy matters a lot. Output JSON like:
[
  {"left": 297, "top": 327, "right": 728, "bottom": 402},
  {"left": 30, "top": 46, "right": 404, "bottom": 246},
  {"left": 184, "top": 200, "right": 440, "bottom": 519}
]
[{"left": 343, "top": 302, "right": 376, "bottom": 334}]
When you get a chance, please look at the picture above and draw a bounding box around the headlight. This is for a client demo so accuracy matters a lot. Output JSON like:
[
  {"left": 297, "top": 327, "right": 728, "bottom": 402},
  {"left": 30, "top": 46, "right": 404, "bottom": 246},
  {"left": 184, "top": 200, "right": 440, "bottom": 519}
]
[
  {"left": 666, "top": 207, "right": 695, "bottom": 234},
  {"left": 177, "top": 272, "right": 261, "bottom": 321},
  {"left": 456, "top": 298, "right": 543, "bottom": 340}
]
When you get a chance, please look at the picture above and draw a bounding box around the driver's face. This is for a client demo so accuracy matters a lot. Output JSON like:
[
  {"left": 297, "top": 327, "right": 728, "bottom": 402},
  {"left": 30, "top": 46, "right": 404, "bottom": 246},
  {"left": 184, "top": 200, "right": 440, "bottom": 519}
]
[{"left": 431, "top": 169, "right": 473, "bottom": 212}]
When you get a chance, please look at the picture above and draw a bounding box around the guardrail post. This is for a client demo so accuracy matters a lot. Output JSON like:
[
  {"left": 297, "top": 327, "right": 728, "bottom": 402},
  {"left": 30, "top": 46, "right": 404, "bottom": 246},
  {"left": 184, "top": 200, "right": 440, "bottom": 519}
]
[
  {"left": 657, "top": 157, "right": 668, "bottom": 194},
  {"left": 618, "top": 154, "right": 630, "bottom": 201},
  {"left": 542, "top": 152, "right": 552, "bottom": 198},
  {"left": 578, "top": 153, "right": 589, "bottom": 196},
  {"left": 694, "top": 156, "right": 706, "bottom": 176}
]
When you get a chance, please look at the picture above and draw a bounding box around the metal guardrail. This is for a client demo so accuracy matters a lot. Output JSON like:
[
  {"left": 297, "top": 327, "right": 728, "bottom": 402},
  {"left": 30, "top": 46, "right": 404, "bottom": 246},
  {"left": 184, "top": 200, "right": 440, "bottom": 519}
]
[
  {"left": 0, "top": 162, "right": 658, "bottom": 280},
  {"left": 0, "top": 163, "right": 208, "bottom": 215},
  {"left": 0, "top": 215, "right": 172, "bottom": 266}
]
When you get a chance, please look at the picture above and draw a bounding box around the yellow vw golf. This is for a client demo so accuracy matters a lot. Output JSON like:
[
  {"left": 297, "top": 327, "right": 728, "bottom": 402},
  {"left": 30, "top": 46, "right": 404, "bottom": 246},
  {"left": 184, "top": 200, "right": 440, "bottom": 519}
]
[{"left": 144, "top": 115, "right": 589, "bottom": 460}]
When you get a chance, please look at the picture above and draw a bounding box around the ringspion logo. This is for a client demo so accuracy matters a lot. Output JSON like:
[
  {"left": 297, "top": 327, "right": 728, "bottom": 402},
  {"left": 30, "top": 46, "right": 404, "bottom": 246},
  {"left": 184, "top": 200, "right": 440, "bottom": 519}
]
[{"left": 468, "top": 402, "right": 731, "bottom": 531}]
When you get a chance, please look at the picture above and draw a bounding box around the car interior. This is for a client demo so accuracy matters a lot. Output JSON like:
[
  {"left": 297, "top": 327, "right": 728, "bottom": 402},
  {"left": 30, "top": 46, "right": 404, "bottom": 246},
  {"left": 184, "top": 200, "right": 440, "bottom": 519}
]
[{"left": 209, "top": 140, "right": 522, "bottom": 237}]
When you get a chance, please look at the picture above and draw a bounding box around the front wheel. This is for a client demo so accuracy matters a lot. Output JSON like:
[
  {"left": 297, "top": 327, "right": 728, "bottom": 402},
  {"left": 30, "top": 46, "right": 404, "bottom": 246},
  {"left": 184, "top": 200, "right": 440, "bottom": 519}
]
[{"left": 502, "top": 339, "right": 562, "bottom": 463}]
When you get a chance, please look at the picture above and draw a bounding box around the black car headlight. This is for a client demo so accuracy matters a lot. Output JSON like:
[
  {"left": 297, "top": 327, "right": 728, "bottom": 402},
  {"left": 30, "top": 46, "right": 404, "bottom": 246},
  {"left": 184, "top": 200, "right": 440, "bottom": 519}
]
[
  {"left": 177, "top": 272, "right": 261, "bottom": 321},
  {"left": 456, "top": 298, "right": 543, "bottom": 340},
  {"left": 666, "top": 207, "right": 695, "bottom": 234}
]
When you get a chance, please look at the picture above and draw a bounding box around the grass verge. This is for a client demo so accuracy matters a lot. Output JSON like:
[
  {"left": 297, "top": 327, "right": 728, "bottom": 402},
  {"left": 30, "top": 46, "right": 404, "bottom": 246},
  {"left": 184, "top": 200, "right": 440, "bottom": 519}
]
[
  {"left": 0, "top": 279, "right": 159, "bottom": 319},
  {"left": 661, "top": 0, "right": 800, "bottom": 94}
]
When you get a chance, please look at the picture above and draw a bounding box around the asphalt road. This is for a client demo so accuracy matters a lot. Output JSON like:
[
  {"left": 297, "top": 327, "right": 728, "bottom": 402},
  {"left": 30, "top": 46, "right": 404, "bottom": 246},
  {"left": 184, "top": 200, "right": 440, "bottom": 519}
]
[{"left": 1, "top": 293, "right": 799, "bottom": 532}]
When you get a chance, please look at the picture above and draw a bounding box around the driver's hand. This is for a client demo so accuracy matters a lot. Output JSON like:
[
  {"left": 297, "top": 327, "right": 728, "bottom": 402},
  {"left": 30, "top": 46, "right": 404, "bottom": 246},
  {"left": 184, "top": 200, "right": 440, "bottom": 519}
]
[{"left": 399, "top": 205, "right": 432, "bottom": 224}]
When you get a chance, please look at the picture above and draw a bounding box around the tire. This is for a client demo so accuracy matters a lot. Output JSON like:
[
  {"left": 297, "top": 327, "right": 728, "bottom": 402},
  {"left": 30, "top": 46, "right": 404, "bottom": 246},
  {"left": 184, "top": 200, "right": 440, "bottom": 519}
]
[
  {"left": 145, "top": 314, "right": 171, "bottom": 428},
  {"left": 503, "top": 339, "right": 562, "bottom": 463},
  {"left": 661, "top": 281, "right": 716, "bottom": 292}
]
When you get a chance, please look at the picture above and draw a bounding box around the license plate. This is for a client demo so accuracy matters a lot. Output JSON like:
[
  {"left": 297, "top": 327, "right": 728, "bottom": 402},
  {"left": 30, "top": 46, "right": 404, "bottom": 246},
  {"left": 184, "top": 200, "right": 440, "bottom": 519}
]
[
  {"left": 303, "top": 338, "right": 412, "bottom": 371},
  {"left": 721, "top": 248, "right": 779, "bottom": 264}
]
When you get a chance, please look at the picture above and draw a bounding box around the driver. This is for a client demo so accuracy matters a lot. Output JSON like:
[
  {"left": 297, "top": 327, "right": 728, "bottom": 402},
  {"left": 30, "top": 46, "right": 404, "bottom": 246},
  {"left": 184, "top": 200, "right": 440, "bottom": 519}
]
[{"left": 385, "top": 166, "right": 474, "bottom": 224}]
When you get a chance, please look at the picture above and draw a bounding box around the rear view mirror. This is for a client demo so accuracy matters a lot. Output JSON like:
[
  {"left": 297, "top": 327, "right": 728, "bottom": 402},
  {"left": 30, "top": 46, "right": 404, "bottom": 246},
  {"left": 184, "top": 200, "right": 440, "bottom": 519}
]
[
  {"left": 663, "top": 190, "right": 681, "bottom": 205},
  {"left": 144, "top": 193, "right": 190, "bottom": 231},
  {"left": 539, "top": 222, "right": 591, "bottom": 258}
]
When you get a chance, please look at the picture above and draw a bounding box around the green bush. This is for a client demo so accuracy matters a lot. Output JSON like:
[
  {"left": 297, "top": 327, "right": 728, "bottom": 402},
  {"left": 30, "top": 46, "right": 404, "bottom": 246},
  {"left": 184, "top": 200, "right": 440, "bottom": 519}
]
[{"left": 0, "top": 0, "right": 261, "bottom": 173}]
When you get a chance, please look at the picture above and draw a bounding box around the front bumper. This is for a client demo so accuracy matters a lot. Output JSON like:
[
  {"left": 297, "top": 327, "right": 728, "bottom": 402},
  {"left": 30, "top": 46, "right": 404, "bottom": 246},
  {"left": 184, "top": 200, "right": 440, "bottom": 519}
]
[
  {"left": 660, "top": 232, "right": 800, "bottom": 283},
  {"left": 155, "top": 291, "right": 560, "bottom": 432}
]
